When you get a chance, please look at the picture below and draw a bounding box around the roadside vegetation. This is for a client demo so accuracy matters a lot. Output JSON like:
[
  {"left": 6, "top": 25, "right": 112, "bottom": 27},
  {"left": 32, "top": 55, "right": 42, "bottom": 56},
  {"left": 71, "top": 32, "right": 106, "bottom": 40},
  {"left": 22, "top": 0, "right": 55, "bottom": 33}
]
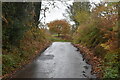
[
  {"left": 68, "top": 2, "right": 120, "bottom": 78},
  {"left": 2, "top": 2, "right": 51, "bottom": 77},
  {"left": 2, "top": 1, "right": 120, "bottom": 79},
  {"left": 50, "top": 35, "right": 71, "bottom": 42}
]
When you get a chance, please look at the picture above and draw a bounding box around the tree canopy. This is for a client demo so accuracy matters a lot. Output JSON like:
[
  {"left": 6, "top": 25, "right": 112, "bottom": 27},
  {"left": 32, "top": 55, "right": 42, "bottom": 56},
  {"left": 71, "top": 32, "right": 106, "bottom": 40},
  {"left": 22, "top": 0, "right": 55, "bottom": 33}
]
[{"left": 47, "top": 20, "right": 71, "bottom": 36}]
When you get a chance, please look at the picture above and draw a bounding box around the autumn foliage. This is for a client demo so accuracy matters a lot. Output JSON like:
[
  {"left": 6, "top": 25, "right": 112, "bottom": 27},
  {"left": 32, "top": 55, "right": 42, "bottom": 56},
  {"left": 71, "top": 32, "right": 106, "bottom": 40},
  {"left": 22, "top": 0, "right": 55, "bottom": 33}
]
[
  {"left": 47, "top": 20, "right": 70, "bottom": 37},
  {"left": 2, "top": 2, "right": 51, "bottom": 77},
  {"left": 70, "top": 2, "right": 120, "bottom": 78},
  {"left": 2, "top": 1, "right": 120, "bottom": 79}
]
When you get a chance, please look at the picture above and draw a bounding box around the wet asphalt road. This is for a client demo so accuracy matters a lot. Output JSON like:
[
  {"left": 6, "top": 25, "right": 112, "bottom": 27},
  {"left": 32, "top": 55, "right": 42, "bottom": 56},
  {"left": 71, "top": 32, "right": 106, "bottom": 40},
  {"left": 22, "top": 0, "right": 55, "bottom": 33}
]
[{"left": 14, "top": 42, "right": 96, "bottom": 78}]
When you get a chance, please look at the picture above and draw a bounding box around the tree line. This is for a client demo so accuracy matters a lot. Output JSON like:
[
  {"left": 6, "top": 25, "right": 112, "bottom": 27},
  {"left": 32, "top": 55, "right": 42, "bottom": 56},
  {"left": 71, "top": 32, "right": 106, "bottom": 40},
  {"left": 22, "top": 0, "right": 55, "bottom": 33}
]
[
  {"left": 68, "top": 2, "right": 120, "bottom": 78},
  {"left": 2, "top": 2, "right": 51, "bottom": 76}
]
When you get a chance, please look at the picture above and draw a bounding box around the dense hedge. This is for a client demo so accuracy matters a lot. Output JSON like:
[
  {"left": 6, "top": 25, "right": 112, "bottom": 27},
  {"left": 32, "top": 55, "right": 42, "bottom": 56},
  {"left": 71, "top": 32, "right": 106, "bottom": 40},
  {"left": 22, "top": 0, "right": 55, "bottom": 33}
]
[
  {"left": 71, "top": 2, "right": 120, "bottom": 78},
  {"left": 2, "top": 2, "right": 51, "bottom": 76}
]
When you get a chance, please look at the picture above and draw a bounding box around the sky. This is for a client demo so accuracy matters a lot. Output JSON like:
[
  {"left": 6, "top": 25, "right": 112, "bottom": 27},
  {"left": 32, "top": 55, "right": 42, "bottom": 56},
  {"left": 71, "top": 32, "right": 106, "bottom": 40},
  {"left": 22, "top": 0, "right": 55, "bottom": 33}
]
[{"left": 39, "top": 0, "right": 101, "bottom": 26}]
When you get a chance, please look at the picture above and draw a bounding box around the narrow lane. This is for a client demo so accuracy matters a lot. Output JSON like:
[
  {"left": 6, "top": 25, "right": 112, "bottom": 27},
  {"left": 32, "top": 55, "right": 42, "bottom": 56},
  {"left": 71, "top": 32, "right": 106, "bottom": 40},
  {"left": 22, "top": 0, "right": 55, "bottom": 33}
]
[{"left": 14, "top": 42, "right": 96, "bottom": 78}]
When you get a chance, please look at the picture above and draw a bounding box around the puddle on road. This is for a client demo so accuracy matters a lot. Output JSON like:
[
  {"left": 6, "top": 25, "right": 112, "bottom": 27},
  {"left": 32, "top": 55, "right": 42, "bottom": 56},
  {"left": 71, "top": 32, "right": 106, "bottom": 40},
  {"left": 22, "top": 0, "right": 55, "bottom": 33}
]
[{"left": 39, "top": 55, "right": 54, "bottom": 60}]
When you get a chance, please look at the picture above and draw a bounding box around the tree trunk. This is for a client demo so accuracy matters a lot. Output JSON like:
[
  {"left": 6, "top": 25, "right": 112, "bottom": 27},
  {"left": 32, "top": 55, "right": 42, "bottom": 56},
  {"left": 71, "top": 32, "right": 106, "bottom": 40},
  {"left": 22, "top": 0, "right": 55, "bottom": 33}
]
[{"left": 58, "top": 33, "right": 60, "bottom": 37}]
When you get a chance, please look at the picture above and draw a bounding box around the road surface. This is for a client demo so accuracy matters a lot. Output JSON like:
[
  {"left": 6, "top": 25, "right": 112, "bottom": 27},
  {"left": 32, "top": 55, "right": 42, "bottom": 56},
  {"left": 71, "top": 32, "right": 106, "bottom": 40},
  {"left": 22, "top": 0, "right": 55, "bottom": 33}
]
[{"left": 14, "top": 42, "right": 96, "bottom": 78}]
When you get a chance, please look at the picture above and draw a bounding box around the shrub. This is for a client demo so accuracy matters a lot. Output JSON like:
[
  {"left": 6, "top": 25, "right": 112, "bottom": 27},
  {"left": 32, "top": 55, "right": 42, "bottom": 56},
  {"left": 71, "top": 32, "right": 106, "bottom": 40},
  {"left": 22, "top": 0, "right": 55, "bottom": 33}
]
[
  {"left": 103, "top": 49, "right": 120, "bottom": 78},
  {"left": 94, "top": 45, "right": 107, "bottom": 58}
]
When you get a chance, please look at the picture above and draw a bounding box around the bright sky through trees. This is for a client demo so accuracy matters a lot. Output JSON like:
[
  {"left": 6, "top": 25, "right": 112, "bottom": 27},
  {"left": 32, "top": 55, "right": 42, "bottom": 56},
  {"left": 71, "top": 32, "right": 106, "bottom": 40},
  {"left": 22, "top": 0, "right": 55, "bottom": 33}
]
[{"left": 39, "top": 0, "right": 101, "bottom": 25}]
